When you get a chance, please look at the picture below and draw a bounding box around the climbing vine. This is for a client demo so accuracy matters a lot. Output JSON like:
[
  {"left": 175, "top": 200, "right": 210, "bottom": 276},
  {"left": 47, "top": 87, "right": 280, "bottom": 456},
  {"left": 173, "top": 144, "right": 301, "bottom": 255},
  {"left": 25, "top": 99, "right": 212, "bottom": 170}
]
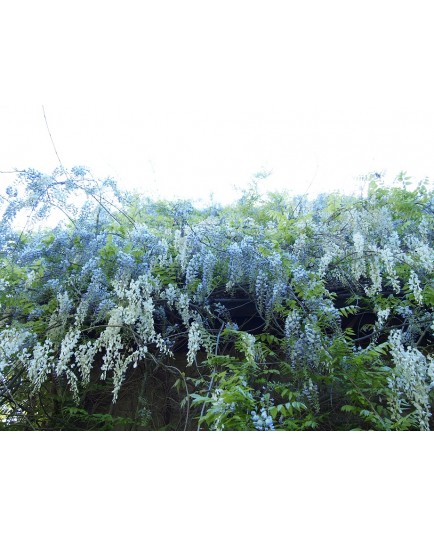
[{"left": 1, "top": 168, "right": 433, "bottom": 430}]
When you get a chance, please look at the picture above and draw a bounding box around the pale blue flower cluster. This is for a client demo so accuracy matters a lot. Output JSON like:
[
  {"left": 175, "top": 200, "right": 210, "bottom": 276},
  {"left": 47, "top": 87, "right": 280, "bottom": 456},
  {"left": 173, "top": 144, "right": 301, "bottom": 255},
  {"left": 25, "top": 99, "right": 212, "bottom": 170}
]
[
  {"left": 251, "top": 393, "right": 275, "bottom": 430},
  {"left": 251, "top": 409, "right": 275, "bottom": 430},
  {"left": 251, "top": 399, "right": 275, "bottom": 431}
]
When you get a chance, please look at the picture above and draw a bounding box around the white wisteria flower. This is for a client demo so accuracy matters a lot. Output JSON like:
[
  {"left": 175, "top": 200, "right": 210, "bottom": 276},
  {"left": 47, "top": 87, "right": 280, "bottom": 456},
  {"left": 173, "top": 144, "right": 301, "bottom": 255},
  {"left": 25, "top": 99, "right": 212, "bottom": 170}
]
[
  {"left": 408, "top": 270, "right": 423, "bottom": 305},
  {"left": 239, "top": 332, "right": 257, "bottom": 363},
  {"left": 0, "top": 327, "right": 31, "bottom": 372},
  {"left": 387, "top": 330, "right": 433, "bottom": 430},
  {"left": 186, "top": 321, "right": 202, "bottom": 366}
]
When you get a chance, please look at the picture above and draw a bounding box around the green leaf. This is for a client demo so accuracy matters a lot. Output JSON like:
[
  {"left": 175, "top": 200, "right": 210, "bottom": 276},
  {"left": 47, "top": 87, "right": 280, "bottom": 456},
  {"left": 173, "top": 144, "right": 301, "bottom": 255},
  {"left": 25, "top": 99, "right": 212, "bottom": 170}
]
[
  {"left": 341, "top": 405, "right": 358, "bottom": 413},
  {"left": 304, "top": 420, "right": 318, "bottom": 429}
]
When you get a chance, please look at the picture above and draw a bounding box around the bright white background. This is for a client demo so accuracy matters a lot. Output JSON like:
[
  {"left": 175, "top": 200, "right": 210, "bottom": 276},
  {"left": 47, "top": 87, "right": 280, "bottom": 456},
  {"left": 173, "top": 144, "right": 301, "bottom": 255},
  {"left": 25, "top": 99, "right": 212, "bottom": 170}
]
[
  {"left": 1, "top": 2, "right": 433, "bottom": 532},
  {"left": 1, "top": 1, "right": 434, "bottom": 204}
]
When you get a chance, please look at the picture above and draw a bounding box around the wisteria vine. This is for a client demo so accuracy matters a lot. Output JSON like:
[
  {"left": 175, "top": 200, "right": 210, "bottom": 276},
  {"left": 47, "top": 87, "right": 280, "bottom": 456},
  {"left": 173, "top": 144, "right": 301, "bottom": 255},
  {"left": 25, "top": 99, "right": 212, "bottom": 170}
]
[{"left": 1, "top": 168, "right": 433, "bottom": 430}]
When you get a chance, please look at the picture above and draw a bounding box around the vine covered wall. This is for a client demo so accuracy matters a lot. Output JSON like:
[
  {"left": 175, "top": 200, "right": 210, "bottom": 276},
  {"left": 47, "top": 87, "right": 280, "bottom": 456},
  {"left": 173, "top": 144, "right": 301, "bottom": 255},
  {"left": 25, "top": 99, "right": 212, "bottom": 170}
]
[{"left": 1, "top": 168, "right": 433, "bottom": 430}]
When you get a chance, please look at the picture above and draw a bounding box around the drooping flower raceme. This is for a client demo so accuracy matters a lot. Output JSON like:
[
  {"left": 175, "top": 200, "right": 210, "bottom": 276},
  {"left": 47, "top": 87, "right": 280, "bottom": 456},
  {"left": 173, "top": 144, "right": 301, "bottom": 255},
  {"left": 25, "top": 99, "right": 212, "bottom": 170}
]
[
  {"left": 387, "top": 330, "right": 434, "bottom": 430},
  {"left": 408, "top": 270, "right": 423, "bottom": 305},
  {"left": 187, "top": 321, "right": 202, "bottom": 366},
  {"left": 0, "top": 327, "right": 31, "bottom": 372},
  {"left": 239, "top": 332, "right": 257, "bottom": 363}
]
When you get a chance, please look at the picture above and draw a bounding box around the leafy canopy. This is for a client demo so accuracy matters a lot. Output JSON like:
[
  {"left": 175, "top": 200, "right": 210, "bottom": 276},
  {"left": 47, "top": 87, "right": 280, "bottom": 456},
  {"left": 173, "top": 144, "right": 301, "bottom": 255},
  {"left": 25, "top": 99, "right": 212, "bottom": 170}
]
[{"left": 1, "top": 168, "right": 433, "bottom": 430}]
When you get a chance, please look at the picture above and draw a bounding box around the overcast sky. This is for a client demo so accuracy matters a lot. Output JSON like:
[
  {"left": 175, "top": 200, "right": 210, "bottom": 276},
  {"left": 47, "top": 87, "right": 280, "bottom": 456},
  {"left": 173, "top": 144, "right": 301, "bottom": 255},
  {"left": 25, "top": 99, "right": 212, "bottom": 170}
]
[{"left": 1, "top": 1, "right": 434, "bottom": 205}]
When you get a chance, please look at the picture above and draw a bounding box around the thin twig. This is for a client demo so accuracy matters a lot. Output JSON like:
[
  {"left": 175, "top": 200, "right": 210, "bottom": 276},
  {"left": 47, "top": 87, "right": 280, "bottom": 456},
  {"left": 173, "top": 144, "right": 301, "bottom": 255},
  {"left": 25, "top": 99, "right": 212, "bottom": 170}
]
[{"left": 42, "top": 105, "right": 69, "bottom": 177}]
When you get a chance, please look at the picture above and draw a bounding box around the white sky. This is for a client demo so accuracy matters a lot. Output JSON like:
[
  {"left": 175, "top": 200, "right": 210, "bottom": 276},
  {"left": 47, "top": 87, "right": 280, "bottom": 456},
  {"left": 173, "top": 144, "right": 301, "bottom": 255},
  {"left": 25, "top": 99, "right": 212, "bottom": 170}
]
[{"left": 1, "top": 0, "right": 434, "bottom": 205}]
